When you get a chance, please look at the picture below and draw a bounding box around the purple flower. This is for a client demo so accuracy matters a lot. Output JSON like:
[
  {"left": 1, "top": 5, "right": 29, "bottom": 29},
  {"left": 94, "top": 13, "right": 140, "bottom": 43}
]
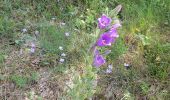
[
  {"left": 97, "top": 32, "right": 113, "bottom": 47},
  {"left": 109, "top": 29, "right": 119, "bottom": 38},
  {"left": 98, "top": 14, "right": 112, "bottom": 29},
  {"left": 108, "top": 29, "right": 119, "bottom": 43},
  {"left": 93, "top": 50, "right": 105, "bottom": 67}
]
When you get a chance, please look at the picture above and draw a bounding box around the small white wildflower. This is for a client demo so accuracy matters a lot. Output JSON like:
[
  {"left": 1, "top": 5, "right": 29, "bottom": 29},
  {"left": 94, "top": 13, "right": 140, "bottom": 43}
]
[
  {"left": 65, "top": 32, "right": 70, "bottom": 36},
  {"left": 59, "top": 46, "right": 63, "bottom": 50},
  {"left": 22, "top": 28, "right": 27, "bottom": 33},
  {"left": 106, "top": 69, "right": 112, "bottom": 73},
  {"left": 59, "top": 58, "right": 65, "bottom": 63},
  {"left": 124, "top": 63, "right": 129, "bottom": 67},
  {"left": 108, "top": 64, "right": 113, "bottom": 69},
  {"left": 31, "top": 43, "right": 35, "bottom": 48},
  {"left": 30, "top": 48, "right": 35, "bottom": 53},
  {"left": 61, "top": 53, "right": 66, "bottom": 57}
]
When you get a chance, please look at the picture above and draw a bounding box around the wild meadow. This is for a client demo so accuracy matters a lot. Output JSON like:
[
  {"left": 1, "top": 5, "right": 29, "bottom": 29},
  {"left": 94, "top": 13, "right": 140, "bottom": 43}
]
[{"left": 0, "top": 0, "right": 170, "bottom": 100}]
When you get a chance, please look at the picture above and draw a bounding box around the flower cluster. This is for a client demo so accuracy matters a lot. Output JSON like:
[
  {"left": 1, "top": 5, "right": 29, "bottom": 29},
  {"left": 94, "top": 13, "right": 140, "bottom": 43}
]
[
  {"left": 92, "top": 14, "right": 121, "bottom": 68},
  {"left": 106, "top": 64, "right": 113, "bottom": 73},
  {"left": 58, "top": 46, "right": 67, "bottom": 63}
]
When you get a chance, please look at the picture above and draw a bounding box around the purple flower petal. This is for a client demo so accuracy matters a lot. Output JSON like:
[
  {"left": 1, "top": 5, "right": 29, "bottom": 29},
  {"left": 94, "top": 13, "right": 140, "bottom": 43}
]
[
  {"left": 93, "top": 49, "right": 106, "bottom": 67},
  {"left": 97, "top": 33, "right": 113, "bottom": 47},
  {"left": 93, "top": 54, "right": 106, "bottom": 67},
  {"left": 98, "top": 14, "right": 112, "bottom": 29},
  {"left": 107, "top": 29, "right": 119, "bottom": 43},
  {"left": 109, "top": 29, "right": 119, "bottom": 38}
]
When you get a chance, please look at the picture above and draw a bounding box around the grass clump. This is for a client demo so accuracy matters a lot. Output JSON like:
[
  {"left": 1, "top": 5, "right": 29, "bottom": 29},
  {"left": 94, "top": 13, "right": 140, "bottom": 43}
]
[
  {"left": 11, "top": 75, "right": 28, "bottom": 88},
  {"left": 0, "top": 16, "right": 15, "bottom": 38},
  {"left": 39, "top": 24, "right": 70, "bottom": 54},
  {"left": 10, "top": 72, "right": 39, "bottom": 88}
]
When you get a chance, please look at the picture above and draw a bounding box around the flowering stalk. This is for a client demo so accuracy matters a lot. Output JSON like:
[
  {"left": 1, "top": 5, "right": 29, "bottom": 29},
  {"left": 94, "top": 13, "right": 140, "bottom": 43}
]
[{"left": 91, "top": 5, "right": 122, "bottom": 68}]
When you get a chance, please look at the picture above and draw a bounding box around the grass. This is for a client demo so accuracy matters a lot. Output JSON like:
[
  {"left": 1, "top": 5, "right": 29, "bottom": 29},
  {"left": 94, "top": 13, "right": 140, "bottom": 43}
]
[
  {"left": 10, "top": 75, "right": 28, "bottom": 88},
  {"left": 0, "top": 0, "right": 169, "bottom": 99}
]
